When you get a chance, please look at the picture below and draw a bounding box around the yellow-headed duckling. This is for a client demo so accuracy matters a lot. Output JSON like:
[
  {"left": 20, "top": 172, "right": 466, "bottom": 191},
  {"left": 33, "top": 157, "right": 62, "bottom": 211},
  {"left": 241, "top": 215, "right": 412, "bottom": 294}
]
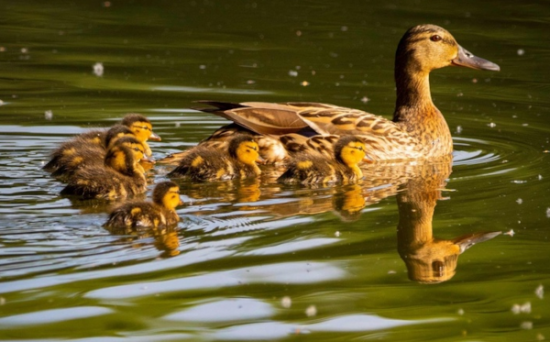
[
  {"left": 60, "top": 144, "right": 148, "bottom": 200},
  {"left": 121, "top": 113, "right": 161, "bottom": 156},
  {"left": 168, "top": 135, "right": 262, "bottom": 181},
  {"left": 44, "top": 114, "right": 159, "bottom": 173},
  {"left": 51, "top": 135, "right": 147, "bottom": 181},
  {"left": 103, "top": 181, "right": 183, "bottom": 229},
  {"left": 278, "top": 136, "right": 368, "bottom": 185}
]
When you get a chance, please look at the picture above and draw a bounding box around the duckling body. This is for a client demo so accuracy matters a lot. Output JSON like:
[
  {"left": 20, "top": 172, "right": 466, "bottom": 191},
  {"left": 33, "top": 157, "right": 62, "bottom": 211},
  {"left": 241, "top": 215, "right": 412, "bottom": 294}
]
[
  {"left": 168, "top": 135, "right": 261, "bottom": 181},
  {"left": 44, "top": 114, "right": 160, "bottom": 174},
  {"left": 60, "top": 144, "right": 147, "bottom": 200},
  {"left": 104, "top": 181, "right": 183, "bottom": 229},
  {"left": 192, "top": 25, "right": 499, "bottom": 162},
  {"left": 278, "top": 136, "right": 367, "bottom": 185},
  {"left": 51, "top": 135, "right": 146, "bottom": 181}
]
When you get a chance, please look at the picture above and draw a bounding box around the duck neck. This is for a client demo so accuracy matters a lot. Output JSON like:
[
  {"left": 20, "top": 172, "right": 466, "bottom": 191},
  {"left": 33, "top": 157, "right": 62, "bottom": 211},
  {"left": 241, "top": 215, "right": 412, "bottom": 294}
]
[{"left": 393, "top": 68, "right": 435, "bottom": 123}]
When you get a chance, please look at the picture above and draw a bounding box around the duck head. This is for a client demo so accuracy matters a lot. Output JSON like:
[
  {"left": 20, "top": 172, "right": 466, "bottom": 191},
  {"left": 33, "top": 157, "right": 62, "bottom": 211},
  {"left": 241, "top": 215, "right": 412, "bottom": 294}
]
[
  {"left": 104, "top": 125, "right": 134, "bottom": 147},
  {"left": 122, "top": 113, "right": 161, "bottom": 142},
  {"left": 334, "top": 136, "right": 368, "bottom": 179},
  {"left": 105, "top": 145, "right": 139, "bottom": 176},
  {"left": 153, "top": 181, "right": 184, "bottom": 210},
  {"left": 396, "top": 24, "right": 500, "bottom": 76},
  {"left": 230, "top": 136, "right": 263, "bottom": 171},
  {"left": 115, "top": 136, "right": 155, "bottom": 171}
]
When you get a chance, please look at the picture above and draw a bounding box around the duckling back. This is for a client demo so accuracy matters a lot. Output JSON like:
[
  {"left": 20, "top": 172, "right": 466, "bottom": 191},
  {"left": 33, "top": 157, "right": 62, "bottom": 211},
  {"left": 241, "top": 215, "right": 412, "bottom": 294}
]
[
  {"left": 168, "top": 147, "right": 235, "bottom": 181},
  {"left": 104, "top": 202, "right": 167, "bottom": 230},
  {"left": 104, "top": 181, "right": 183, "bottom": 230},
  {"left": 277, "top": 153, "right": 339, "bottom": 185},
  {"left": 60, "top": 145, "right": 147, "bottom": 200}
]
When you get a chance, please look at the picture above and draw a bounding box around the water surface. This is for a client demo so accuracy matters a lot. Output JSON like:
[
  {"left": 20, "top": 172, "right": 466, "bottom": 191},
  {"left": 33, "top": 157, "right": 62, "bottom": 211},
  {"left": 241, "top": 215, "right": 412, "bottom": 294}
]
[{"left": 1, "top": 1, "right": 549, "bottom": 341}]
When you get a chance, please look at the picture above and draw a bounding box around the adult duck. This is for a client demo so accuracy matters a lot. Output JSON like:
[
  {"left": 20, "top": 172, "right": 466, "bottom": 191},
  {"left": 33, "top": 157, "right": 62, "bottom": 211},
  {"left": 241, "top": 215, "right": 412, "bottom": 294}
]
[{"left": 188, "top": 24, "right": 500, "bottom": 162}]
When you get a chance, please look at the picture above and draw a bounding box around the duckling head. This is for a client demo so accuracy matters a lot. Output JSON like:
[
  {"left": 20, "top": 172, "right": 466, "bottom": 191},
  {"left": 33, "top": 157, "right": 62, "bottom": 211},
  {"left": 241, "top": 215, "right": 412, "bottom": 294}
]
[
  {"left": 104, "top": 125, "right": 134, "bottom": 147},
  {"left": 334, "top": 136, "right": 367, "bottom": 178},
  {"left": 105, "top": 145, "right": 138, "bottom": 176},
  {"left": 122, "top": 113, "right": 161, "bottom": 142},
  {"left": 153, "top": 181, "right": 184, "bottom": 210},
  {"left": 395, "top": 24, "right": 500, "bottom": 76},
  {"left": 230, "top": 136, "right": 262, "bottom": 169},
  {"left": 114, "top": 136, "right": 154, "bottom": 171}
]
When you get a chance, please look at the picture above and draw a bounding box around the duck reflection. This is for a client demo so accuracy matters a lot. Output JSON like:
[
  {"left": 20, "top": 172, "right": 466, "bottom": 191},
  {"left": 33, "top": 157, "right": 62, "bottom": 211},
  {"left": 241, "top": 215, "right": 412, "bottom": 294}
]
[
  {"left": 393, "top": 156, "right": 501, "bottom": 283},
  {"left": 104, "top": 225, "right": 181, "bottom": 258}
]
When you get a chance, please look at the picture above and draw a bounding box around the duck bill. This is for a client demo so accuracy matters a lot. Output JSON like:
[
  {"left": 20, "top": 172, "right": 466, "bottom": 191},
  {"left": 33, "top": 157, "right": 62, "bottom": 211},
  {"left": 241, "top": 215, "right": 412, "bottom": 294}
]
[
  {"left": 140, "top": 155, "right": 156, "bottom": 167},
  {"left": 362, "top": 153, "right": 374, "bottom": 164},
  {"left": 452, "top": 45, "right": 500, "bottom": 71},
  {"left": 256, "top": 155, "right": 266, "bottom": 165},
  {"left": 178, "top": 197, "right": 184, "bottom": 206},
  {"left": 149, "top": 132, "right": 162, "bottom": 141}
]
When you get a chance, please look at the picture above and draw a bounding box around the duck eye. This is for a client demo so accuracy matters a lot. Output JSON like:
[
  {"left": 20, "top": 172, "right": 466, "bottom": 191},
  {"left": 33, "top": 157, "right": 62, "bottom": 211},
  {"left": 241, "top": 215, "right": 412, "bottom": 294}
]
[{"left": 430, "top": 35, "right": 442, "bottom": 42}]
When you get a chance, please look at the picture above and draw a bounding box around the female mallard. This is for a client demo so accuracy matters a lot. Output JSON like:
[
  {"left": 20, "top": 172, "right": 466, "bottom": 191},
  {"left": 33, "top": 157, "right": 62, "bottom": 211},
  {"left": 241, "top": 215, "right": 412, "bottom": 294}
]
[
  {"left": 60, "top": 144, "right": 148, "bottom": 200},
  {"left": 278, "top": 135, "right": 368, "bottom": 185},
  {"left": 103, "top": 181, "right": 183, "bottom": 229},
  {"left": 187, "top": 24, "right": 500, "bottom": 162},
  {"left": 168, "top": 135, "right": 262, "bottom": 181}
]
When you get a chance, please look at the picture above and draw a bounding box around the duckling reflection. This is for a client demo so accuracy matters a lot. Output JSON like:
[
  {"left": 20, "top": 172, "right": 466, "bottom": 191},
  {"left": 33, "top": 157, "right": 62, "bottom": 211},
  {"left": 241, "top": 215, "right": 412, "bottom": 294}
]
[
  {"left": 105, "top": 225, "right": 181, "bottom": 258},
  {"left": 395, "top": 159, "right": 501, "bottom": 283}
]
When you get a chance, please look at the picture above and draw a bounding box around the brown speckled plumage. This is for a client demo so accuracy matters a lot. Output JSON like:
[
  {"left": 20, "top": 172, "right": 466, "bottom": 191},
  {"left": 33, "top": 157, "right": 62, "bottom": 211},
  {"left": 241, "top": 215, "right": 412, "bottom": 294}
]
[
  {"left": 180, "top": 24, "right": 499, "bottom": 163},
  {"left": 60, "top": 144, "right": 147, "bottom": 200},
  {"left": 104, "top": 181, "right": 183, "bottom": 229},
  {"left": 168, "top": 135, "right": 261, "bottom": 181}
]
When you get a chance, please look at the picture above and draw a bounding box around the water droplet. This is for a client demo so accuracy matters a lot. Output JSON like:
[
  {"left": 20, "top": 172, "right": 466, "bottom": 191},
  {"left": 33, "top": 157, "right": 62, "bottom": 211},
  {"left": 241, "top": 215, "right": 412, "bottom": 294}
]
[
  {"left": 535, "top": 284, "right": 544, "bottom": 299},
  {"left": 517, "top": 49, "right": 525, "bottom": 56},
  {"left": 44, "top": 110, "right": 53, "bottom": 120},
  {"left": 93, "top": 62, "right": 104, "bottom": 77},
  {"left": 281, "top": 296, "right": 292, "bottom": 308},
  {"left": 305, "top": 305, "right": 317, "bottom": 317}
]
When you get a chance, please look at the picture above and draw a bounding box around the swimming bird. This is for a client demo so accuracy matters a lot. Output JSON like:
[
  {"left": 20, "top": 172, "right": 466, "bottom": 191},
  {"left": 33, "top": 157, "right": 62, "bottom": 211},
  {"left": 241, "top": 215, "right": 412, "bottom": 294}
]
[
  {"left": 186, "top": 24, "right": 500, "bottom": 163},
  {"left": 50, "top": 135, "right": 147, "bottom": 181},
  {"left": 168, "top": 135, "right": 262, "bottom": 181},
  {"left": 103, "top": 181, "right": 184, "bottom": 229},
  {"left": 278, "top": 135, "right": 368, "bottom": 185},
  {"left": 60, "top": 144, "right": 149, "bottom": 200},
  {"left": 44, "top": 114, "right": 160, "bottom": 173}
]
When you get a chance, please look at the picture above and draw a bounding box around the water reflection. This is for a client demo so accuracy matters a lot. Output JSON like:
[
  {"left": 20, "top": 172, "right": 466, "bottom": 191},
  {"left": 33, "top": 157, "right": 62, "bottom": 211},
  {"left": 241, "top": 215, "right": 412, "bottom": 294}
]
[
  {"left": 104, "top": 225, "right": 181, "bottom": 257},
  {"left": 175, "top": 153, "right": 501, "bottom": 283},
  {"left": 393, "top": 156, "right": 501, "bottom": 283}
]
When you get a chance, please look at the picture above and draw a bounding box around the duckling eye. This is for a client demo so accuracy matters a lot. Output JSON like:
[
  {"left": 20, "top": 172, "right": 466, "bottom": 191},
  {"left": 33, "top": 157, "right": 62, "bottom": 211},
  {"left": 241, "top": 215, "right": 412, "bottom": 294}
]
[{"left": 430, "top": 35, "right": 442, "bottom": 42}]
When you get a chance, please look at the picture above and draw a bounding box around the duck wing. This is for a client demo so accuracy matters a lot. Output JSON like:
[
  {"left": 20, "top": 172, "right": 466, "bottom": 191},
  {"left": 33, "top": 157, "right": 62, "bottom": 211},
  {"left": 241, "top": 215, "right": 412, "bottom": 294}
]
[{"left": 196, "top": 101, "right": 401, "bottom": 137}]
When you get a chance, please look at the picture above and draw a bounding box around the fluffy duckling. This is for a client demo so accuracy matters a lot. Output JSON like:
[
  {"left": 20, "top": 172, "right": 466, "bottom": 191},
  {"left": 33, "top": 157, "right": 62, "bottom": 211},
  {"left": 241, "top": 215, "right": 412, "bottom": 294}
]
[
  {"left": 51, "top": 135, "right": 147, "bottom": 181},
  {"left": 44, "top": 114, "right": 159, "bottom": 173},
  {"left": 168, "top": 135, "right": 262, "bottom": 181},
  {"left": 103, "top": 181, "right": 183, "bottom": 229},
  {"left": 60, "top": 144, "right": 148, "bottom": 200},
  {"left": 120, "top": 114, "right": 161, "bottom": 156},
  {"left": 278, "top": 136, "right": 368, "bottom": 185}
]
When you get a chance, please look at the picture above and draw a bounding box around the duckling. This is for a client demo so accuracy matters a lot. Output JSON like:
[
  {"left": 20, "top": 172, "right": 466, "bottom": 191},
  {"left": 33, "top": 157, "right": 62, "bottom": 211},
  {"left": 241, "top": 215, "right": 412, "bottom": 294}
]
[
  {"left": 121, "top": 113, "right": 161, "bottom": 156},
  {"left": 159, "top": 123, "right": 339, "bottom": 167},
  {"left": 277, "top": 136, "right": 368, "bottom": 185},
  {"left": 51, "top": 135, "right": 148, "bottom": 181},
  {"left": 191, "top": 24, "right": 499, "bottom": 162},
  {"left": 60, "top": 144, "right": 148, "bottom": 200},
  {"left": 168, "top": 135, "right": 262, "bottom": 181},
  {"left": 103, "top": 181, "right": 183, "bottom": 229},
  {"left": 44, "top": 114, "right": 160, "bottom": 173}
]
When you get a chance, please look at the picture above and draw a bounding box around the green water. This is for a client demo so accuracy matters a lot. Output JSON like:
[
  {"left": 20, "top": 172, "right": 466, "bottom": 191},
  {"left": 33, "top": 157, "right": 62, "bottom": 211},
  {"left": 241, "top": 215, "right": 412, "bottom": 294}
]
[{"left": 1, "top": 1, "right": 549, "bottom": 341}]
